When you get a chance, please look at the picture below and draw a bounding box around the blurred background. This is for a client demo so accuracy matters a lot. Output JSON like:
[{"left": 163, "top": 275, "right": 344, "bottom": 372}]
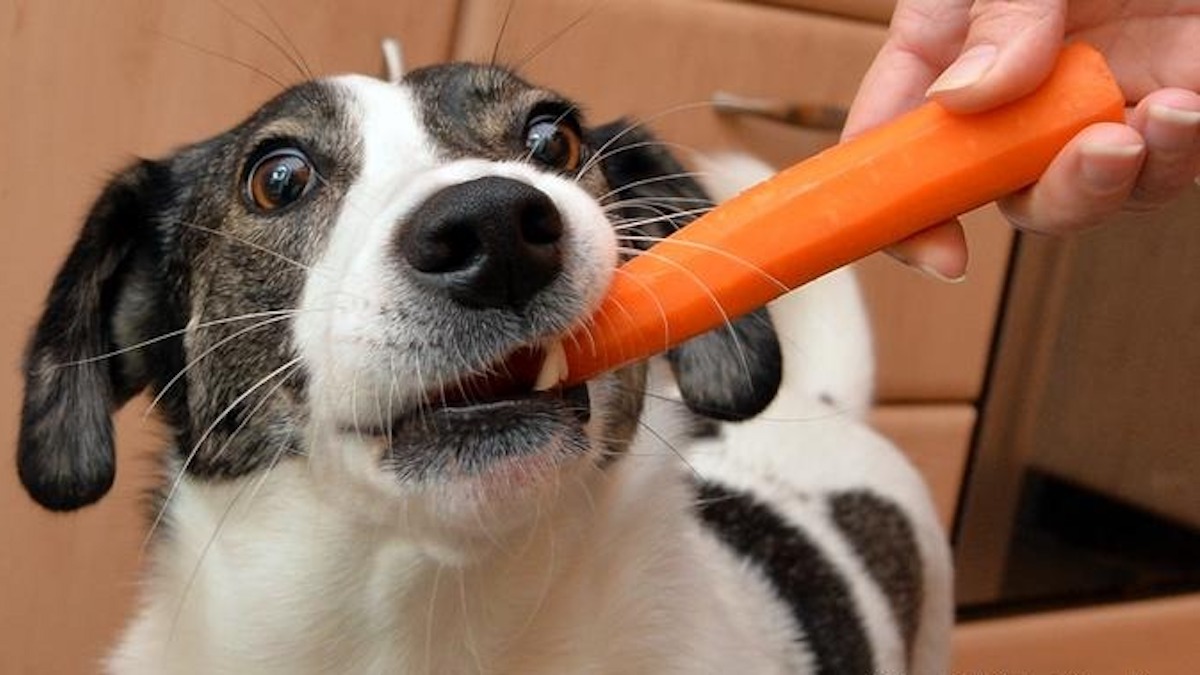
[{"left": 2, "top": 0, "right": 1197, "bottom": 672}]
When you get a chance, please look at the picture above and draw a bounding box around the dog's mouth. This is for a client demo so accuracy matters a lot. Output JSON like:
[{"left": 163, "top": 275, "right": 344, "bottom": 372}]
[
  {"left": 351, "top": 338, "right": 595, "bottom": 481},
  {"left": 429, "top": 342, "right": 587, "bottom": 417},
  {"left": 352, "top": 339, "right": 591, "bottom": 440}
]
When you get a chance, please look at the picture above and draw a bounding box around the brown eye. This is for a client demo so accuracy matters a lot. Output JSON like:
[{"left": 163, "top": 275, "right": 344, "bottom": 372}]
[
  {"left": 246, "top": 149, "right": 315, "bottom": 211},
  {"left": 524, "top": 115, "right": 583, "bottom": 172}
]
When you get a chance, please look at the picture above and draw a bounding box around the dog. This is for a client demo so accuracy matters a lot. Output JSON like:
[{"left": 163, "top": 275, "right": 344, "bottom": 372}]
[{"left": 17, "top": 56, "right": 951, "bottom": 674}]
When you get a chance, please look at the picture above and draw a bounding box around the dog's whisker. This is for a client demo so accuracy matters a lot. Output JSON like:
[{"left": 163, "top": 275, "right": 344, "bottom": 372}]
[
  {"left": 176, "top": 221, "right": 313, "bottom": 272},
  {"left": 423, "top": 563, "right": 444, "bottom": 674},
  {"left": 560, "top": 321, "right": 589, "bottom": 360},
  {"left": 371, "top": 357, "right": 389, "bottom": 449},
  {"left": 602, "top": 195, "right": 716, "bottom": 213},
  {"left": 152, "top": 29, "right": 293, "bottom": 95},
  {"left": 608, "top": 198, "right": 715, "bottom": 216},
  {"left": 489, "top": 0, "right": 519, "bottom": 67},
  {"left": 618, "top": 233, "right": 788, "bottom": 293},
  {"left": 387, "top": 353, "right": 400, "bottom": 450},
  {"left": 205, "top": 0, "right": 309, "bottom": 82},
  {"left": 177, "top": 221, "right": 377, "bottom": 303},
  {"left": 616, "top": 245, "right": 756, "bottom": 391},
  {"left": 510, "top": 0, "right": 601, "bottom": 72},
  {"left": 456, "top": 568, "right": 487, "bottom": 675},
  {"left": 245, "top": 0, "right": 315, "bottom": 80},
  {"left": 608, "top": 205, "right": 682, "bottom": 231},
  {"left": 584, "top": 137, "right": 707, "bottom": 179},
  {"left": 636, "top": 419, "right": 701, "bottom": 480},
  {"left": 595, "top": 170, "right": 716, "bottom": 204},
  {"left": 607, "top": 266, "right": 671, "bottom": 347},
  {"left": 143, "top": 357, "right": 303, "bottom": 552},
  {"left": 582, "top": 288, "right": 641, "bottom": 358},
  {"left": 143, "top": 311, "right": 306, "bottom": 419},
  {"left": 572, "top": 464, "right": 599, "bottom": 517},
  {"left": 240, "top": 434, "right": 301, "bottom": 518},
  {"left": 606, "top": 381, "right": 866, "bottom": 424},
  {"left": 468, "top": 479, "right": 510, "bottom": 555},
  {"left": 165, "top": 463, "right": 255, "bottom": 648},
  {"left": 351, "top": 362, "right": 369, "bottom": 455},
  {"left": 165, "top": 374, "right": 298, "bottom": 648},
  {"left": 48, "top": 308, "right": 301, "bottom": 370},
  {"left": 208, "top": 367, "right": 298, "bottom": 464},
  {"left": 412, "top": 350, "right": 432, "bottom": 436},
  {"left": 610, "top": 205, "right": 719, "bottom": 231},
  {"left": 575, "top": 102, "right": 716, "bottom": 179}
]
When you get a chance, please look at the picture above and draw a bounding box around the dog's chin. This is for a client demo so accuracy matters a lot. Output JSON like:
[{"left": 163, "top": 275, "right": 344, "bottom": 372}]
[
  {"left": 376, "top": 383, "right": 593, "bottom": 485},
  {"left": 316, "top": 385, "right": 597, "bottom": 553},
  {"left": 324, "top": 371, "right": 596, "bottom": 519}
]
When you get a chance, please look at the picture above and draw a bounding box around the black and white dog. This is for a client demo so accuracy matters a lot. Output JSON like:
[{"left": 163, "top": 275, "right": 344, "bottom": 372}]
[{"left": 18, "top": 57, "right": 951, "bottom": 674}]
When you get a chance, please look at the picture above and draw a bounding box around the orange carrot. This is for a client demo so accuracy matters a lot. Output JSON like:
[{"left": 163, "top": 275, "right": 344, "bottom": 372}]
[{"left": 562, "top": 43, "right": 1125, "bottom": 386}]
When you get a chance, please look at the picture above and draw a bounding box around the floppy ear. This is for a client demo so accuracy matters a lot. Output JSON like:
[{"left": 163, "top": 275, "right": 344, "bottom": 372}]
[
  {"left": 18, "top": 160, "right": 169, "bottom": 511},
  {"left": 590, "top": 121, "right": 782, "bottom": 421}
]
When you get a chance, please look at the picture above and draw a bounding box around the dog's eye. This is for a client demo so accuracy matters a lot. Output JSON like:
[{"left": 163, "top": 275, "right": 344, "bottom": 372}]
[
  {"left": 524, "top": 115, "right": 583, "bottom": 172},
  {"left": 246, "top": 149, "right": 315, "bottom": 212}
]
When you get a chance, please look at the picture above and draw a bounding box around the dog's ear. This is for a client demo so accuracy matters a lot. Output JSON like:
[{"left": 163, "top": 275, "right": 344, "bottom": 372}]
[
  {"left": 590, "top": 120, "right": 782, "bottom": 421},
  {"left": 19, "top": 160, "right": 169, "bottom": 511}
]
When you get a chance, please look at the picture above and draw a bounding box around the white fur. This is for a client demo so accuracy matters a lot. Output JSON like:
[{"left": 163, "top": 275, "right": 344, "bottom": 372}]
[{"left": 111, "top": 444, "right": 816, "bottom": 674}]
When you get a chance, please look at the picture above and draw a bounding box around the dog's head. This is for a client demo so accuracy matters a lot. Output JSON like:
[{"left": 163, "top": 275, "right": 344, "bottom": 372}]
[{"left": 18, "top": 63, "right": 781, "bottom": 537}]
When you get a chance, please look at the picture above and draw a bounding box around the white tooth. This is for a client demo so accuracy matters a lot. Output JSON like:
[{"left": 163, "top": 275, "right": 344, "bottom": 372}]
[{"left": 534, "top": 340, "right": 569, "bottom": 391}]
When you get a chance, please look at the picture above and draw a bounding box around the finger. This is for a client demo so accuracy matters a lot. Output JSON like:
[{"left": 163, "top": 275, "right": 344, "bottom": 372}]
[
  {"left": 843, "top": 0, "right": 972, "bottom": 139},
  {"left": 999, "top": 123, "right": 1146, "bottom": 234},
  {"left": 884, "top": 219, "right": 969, "bottom": 282},
  {"left": 844, "top": 43, "right": 945, "bottom": 140},
  {"left": 1126, "top": 89, "right": 1200, "bottom": 208},
  {"left": 926, "top": 0, "right": 1066, "bottom": 113}
]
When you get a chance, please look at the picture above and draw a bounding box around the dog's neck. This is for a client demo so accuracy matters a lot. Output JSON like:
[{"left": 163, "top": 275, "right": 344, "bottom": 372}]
[{"left": 115, "top": 442, "right": 764, "bottom": 675}]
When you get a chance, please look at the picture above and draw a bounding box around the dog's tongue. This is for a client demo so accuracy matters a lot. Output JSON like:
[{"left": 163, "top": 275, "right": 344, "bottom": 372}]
[{"left": 436, "top": 346, "right": 546, "bottom": 406}]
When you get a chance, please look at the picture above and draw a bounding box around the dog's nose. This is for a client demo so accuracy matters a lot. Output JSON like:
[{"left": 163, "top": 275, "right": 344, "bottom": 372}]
[{"left": 398, "top": 176, "right": 564, "bottom": 310}]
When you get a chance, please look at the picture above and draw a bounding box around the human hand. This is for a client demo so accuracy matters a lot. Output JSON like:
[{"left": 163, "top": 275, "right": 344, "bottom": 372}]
[{"left": 843, "top": 0, "right": 1200, "bottom": 281}]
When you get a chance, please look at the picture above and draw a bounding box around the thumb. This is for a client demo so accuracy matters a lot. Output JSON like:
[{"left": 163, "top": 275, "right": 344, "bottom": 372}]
[{"left": 926, "top": 0, "right": 1066, "bottom": 113}]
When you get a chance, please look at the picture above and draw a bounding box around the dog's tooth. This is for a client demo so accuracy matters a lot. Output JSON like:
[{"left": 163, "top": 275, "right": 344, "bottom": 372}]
[{"left": 534, "top": 341, "right": 569, "bottom": 392}]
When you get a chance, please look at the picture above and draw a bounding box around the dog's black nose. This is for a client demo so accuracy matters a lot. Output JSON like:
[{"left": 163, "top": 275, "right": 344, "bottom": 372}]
[{"left": 398, "top": 176, "right": 564, "bottom": 310}]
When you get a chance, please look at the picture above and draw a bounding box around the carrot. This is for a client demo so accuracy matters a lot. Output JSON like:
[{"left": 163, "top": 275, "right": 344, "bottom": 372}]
[{"left": 561, "top": 43, "right": 1125, "bottom": 386}]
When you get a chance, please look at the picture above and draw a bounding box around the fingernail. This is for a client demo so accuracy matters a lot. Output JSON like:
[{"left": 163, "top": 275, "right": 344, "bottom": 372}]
[
  {"left": 1145, "top": 103, "right": 1200, "bottom": 148},
  {"left": 1079, "top": 140, "right": 1145, "bottom": 191},
  {"left": 917, "top": 263, "right": 967, "bottom": 284},
  {"left": 886, "top": 248, "right": 967, "bottom": 283},
  {"left": 927, "top": 45, "right": 998, "bottom": 96}
]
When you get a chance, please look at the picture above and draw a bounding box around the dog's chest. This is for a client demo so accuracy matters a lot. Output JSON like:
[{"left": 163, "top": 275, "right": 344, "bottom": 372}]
[{"left": 108, "top": 450, "right": 804, "bottom": 675}]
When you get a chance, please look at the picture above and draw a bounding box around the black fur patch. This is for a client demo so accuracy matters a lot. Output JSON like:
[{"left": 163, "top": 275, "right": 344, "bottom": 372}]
[
  {"left": 695, "top": 481, "right": 875, "bottom": 675},
  {"left": 18, "top": 160, "right": 173, "bottom": 511},
  {"left": 666, "top": 315, "right": 782, "bottom": 421},
  {"left": 829, "top": 490, "right": 923, "bottom": 658}
]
